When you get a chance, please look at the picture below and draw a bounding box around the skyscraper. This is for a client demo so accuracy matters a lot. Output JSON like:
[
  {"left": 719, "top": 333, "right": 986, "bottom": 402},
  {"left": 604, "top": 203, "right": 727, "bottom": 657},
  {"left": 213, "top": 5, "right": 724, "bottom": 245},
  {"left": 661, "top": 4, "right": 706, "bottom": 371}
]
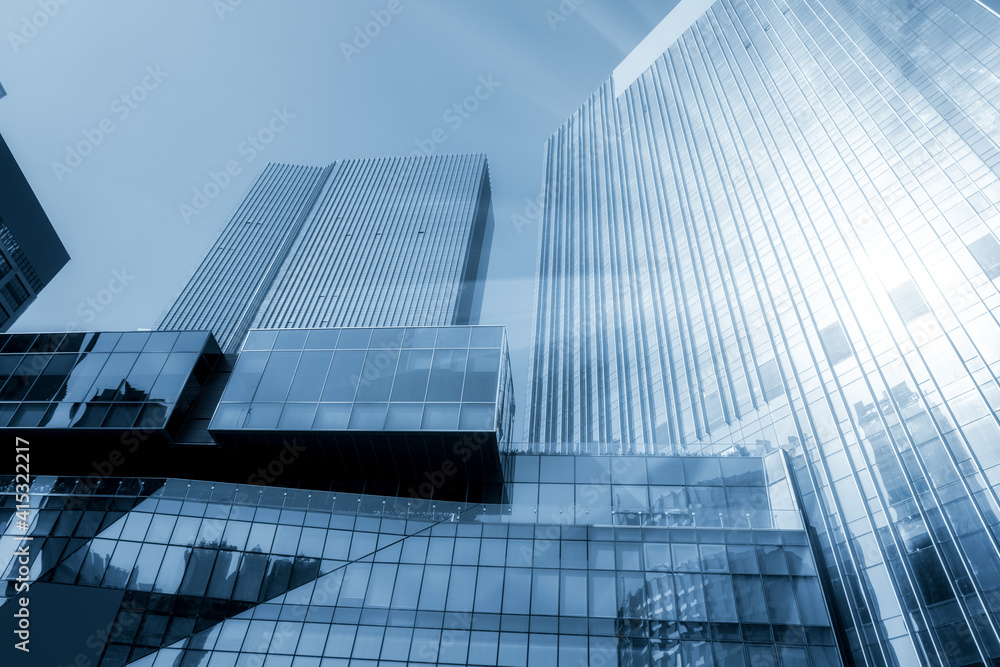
[
  {"left": 1, "top": 141, "right": 842, "bottom": 664},
  {"left": 158, "top": 154, "right": 493, "bottom": 353},
  {"left": 527, "top": 0, "right": 1000, "bottom": 664},
  {"left": 0, "top": 130, "right": 71, "bottom": 330}
]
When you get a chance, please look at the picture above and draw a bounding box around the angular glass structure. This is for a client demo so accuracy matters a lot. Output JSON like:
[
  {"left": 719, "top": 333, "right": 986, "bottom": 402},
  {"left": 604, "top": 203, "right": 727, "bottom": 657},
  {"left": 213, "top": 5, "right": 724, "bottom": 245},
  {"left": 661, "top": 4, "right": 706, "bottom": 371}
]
[
  {"left": 208, "top": 325, "right": 515, "bottom": 501},
  {"left": 1, "top": 450, "right": 839, "bottom": 666},
  {"left": 158, "top": 155, "right": 494, "bottom": 353},
  {"left": 0, "top": 330, "right": 220, "bottom": 439},
  {"left": 527, "top": 0, "right": 1000, "bottom": 664},
  {"left": 211, "top": 326, "right": 513, "bottom": 438},
  {"left": 0, "top": 131, "right": 70, "bottom": 330}
]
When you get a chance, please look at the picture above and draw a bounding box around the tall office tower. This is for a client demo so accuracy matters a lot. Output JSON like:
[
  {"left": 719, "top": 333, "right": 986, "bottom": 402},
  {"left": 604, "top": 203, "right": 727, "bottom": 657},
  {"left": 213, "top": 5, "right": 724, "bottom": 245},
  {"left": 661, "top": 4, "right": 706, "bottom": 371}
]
[
  {"left": 158, "top": 154, "right": 493, "bottom": 353},
  {"left": 0, "top": 131, "right": 71, "bottom": 330},
  {"left": 527, "top": 0, "right": 1000, "bottom": 664}
]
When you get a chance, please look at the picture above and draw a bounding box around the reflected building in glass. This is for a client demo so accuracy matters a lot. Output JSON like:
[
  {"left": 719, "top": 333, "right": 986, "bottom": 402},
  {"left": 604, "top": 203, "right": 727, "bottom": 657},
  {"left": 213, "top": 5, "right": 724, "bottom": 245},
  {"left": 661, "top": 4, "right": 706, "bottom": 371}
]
[
  {"left": 527, "top": 0, "right": 1000, "bottom": 664},
  {"left": 1, "top": 450, "right": 839, "bottom": 666}
]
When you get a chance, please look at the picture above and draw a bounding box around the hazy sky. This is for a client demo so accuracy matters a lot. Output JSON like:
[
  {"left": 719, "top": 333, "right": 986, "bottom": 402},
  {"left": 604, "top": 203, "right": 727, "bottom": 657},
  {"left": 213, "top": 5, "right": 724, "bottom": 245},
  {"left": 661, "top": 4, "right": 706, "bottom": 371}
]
[{"left": 0, "top": 0, "right": 675, "bottom": 438}]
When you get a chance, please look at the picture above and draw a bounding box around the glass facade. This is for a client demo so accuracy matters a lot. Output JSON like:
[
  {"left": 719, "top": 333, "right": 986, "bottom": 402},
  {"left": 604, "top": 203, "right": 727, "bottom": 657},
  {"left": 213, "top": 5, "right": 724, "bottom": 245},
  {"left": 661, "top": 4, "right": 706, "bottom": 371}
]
[
  {"left": 526, "top": 0, "right": 1000, "bottom": 664},
  {"left": 206, "top": 325, "right": 514, "bottom": 503},
  {"left": 211, "top": 326, "right": 513, "bottom": 440},
  {"left": 1, "top": 451, "right": 838, "bottom": 666},
  {"left": 0, "top": 330, "right": 220, "bottom": 435},
  {"left": 158, "top": 155, "right": 494, "bottom": 354}
]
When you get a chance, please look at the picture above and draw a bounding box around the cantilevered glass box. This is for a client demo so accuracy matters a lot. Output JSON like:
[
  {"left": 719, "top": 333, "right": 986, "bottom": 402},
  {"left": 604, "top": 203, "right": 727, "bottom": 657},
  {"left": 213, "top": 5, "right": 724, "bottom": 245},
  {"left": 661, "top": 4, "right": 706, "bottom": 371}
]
[
  {"left": 0, "top": 331, "right": 221, "bottom": 472},
  {"left": 209, "top": 326, "right": 515, "bottom": 500}
]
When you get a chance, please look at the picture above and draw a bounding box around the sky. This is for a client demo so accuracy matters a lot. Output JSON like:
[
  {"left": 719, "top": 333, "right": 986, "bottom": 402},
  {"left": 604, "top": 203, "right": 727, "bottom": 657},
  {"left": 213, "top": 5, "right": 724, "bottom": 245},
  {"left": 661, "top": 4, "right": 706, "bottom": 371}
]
[{"left": 0, "top": 0, "right": 676, "bottom": 439}]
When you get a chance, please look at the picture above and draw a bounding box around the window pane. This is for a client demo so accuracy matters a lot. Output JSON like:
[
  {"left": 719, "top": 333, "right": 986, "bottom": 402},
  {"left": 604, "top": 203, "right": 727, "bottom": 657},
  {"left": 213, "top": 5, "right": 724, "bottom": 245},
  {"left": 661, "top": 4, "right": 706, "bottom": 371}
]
[
  {"left": 560, "top": 570, "right": 588, "bottom": 616},
  {"left": 338, "top": 562, "right": 371, "bottom": 606},
  {"left": 728, "top": 543, "right": 759, "bottom": 574},
  {"left": 733, "top": 575, "right": 769, "bottom": 623},
  {"left": 617, "top": 572, "right": 645, "bottom": 619},
  {"left": 286, "top": 350, "right": 333, "bottom": 401},
  {"left": 470, "top": 326, "right": 503, "bottom": 348},
  {"left": 153, "top": 545, "right": 187, "bottom": 594},
  {"left": 794, "top": 576, "right": 829, "bottom": 626},
  {"left": 349, "top": 403, "right": 386, "bottom": 429},
  {"left": 436, "top": 327, "right": 470, "bottom": 347},
  {"left": 305, "top": 329, "right": 339, "bottom": 349},
  {"left": 0, "top": 354, "right": 47, "bottom": 400},
  {"left": 705, "top": 574, "right": 738, "bottom": 622},
  {"left": 245, "top": 403, "right": 281, "bottom": 429},
  {"left": 391, "top": 564, "right": 423, "bottom": 609},
  {"left": 446, "top": 565, "right": 477, "bottom": 612},
  {"left": 385, "top": 403, "right": 423, "bottom": 429},
  {"left": 675, "top": 571, "right": 707, "bottom": 621},
  {"left": 252, "top": 351, "right": 300, "bottom": 402},
  {"left": 589, "top": 571, "right": 616, "bottom": 617},
  {"left": 321, "top": 350, "right": 366, "bottom": 401},
  {"left": 422, "top": 403, "right": 459, "bottom": 430},
  {"left": 273, "top": 329, "right": 307, "bottom": 350},
  {"left": 102, "top": 403, "right": 142, "bottom": 428},
  {"left": 474, "top": 567, "right": 503, "bottom": 613},
  {"left": 278, "top": 403, "right": 317, "bottom": 429},
  {"left": 763, "top": 576, "right": 800, "bottom": 624},
  {"left": 645, "top": 572, "right": 674, "bottom": 620},
  {"left": 531, "top": 570, "right": 559, "bottom": 615},
  {"left": 25, "top": 354, "right": 76, "bottom": 401},
  {"left": 402, "top": 327, "right": 437, "bottom": 348},
  {"left": 417, "top": 565, "right": 449, "bottom": 611},
  {"left": 502, "top": 568, "right": 530, "bottom": 614},
  {"left": 221, "top": 351, "right": 268, "bottom": 402},
  {"left": 463, "top": 349, "right": 500, "bottom": 401},
  {"left": 123, "top": 352, "right": 169, "bottom": 399},
  {"left": 129, "top": 544, "right": 166, "bottom": 591},
  {"left": 313, "top": 403, "right": 351, "bottom": 429},
  {"left": 684, "top": 457, "right": 723, "bottom": 486},
  {"left": 148, "top": 353, "right": 198, "bottom": 403},
  {"left": 243, "top": 330, "right": 276, "bottom": 351},
  {"left": 426, "top": 349, "right": 466, "bottom": 401},
  {"left": 460, "top": 403, "right": 494, "bottom": 430},
  {"left": 391, "top": 349, "right": 432, "bottom": 401},
  {"left": 336, "top": 329, "right": 371, "bottom": 348},
  {"left": 355, "top": 349, "right": 399, "bottom": 401}
]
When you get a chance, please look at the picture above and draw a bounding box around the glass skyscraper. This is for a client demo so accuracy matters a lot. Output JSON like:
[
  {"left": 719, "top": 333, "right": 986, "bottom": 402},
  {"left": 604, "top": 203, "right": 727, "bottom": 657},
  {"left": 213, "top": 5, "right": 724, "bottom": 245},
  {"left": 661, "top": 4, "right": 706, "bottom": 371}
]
[
  {"left": 527, "top": 0, "right": 1000, "bottom": 664},
  {"left": 158, "top": 154, "right": 494, "bottom": 353},
  {"left": 3, "top": 148, "right": 841, "bottom": 663}
]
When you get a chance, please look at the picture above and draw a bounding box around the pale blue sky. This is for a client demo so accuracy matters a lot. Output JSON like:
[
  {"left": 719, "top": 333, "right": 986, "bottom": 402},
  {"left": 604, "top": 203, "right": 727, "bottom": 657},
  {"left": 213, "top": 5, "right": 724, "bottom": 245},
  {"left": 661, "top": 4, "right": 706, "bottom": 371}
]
[{"left": 0, "top": 0, "right": 675, "bottom": 438}]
